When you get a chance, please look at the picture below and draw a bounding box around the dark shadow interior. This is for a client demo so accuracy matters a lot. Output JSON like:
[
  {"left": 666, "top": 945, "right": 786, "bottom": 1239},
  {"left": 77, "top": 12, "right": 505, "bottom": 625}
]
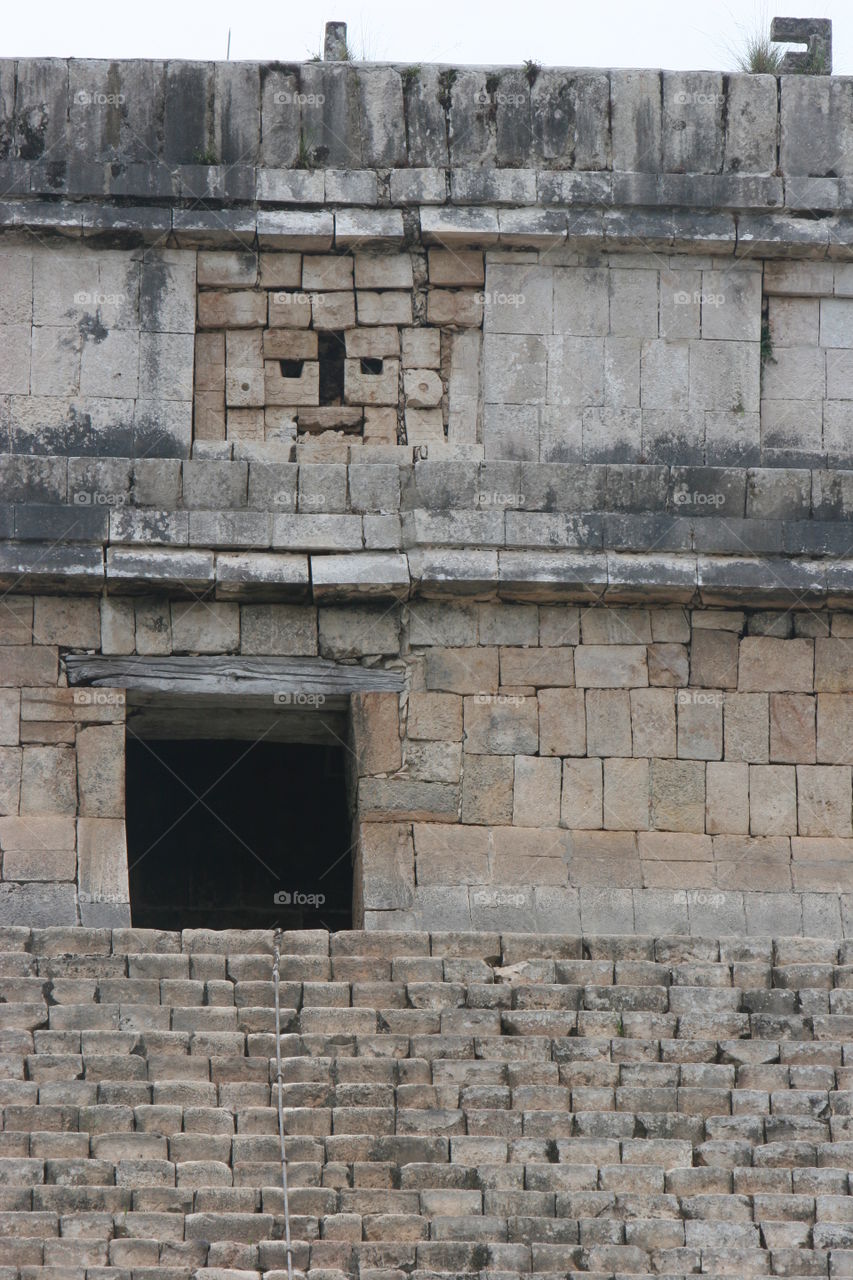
[{"left": 126, "top": 738, "right": 352, "bottom": 930}]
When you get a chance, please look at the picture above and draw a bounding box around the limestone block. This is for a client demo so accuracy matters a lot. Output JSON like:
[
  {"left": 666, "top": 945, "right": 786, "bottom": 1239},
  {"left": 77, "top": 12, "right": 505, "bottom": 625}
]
[
  {"left": 404, "top": 741, "right": 462, "bottom": 783},
  {"left": 770, "top": 693, "right": 816, "bottom": 764},
  {"left": 609, "top": 269, "right": 659, "bottom": 337},
  {"left": 485, "top": 334, "right": 547, "bottom": 406},
  {"left": 648, "top": 644, "right": 689, "bottom": 687},
  {"left": 815, "top": 639, "right": 853, "bottom": 693},
  {"left": 690, "top": 628, "right": 739, "bottom": 690},
  {"left": 259, "top": 254, "right": 302, "bottom": 289},
  {"left": 739, "top": 638, "right": 814, "bottom": 692},
  {"left": 706, "top": 761, "right": 750, "bottom": 835},
  {"left": 2, "top": 844, "right": 75, "bottom": 881},
  {"left": 139, "top": 332, "right": 194, "bottom": 401},
  {"left": 318, "top": 606, "right": 401, "bottom": 659},
  {"left": 356, "top": 292, "right": 413, "bottom": 326},
  {"left": 403, "top": 370, "right": 443, "bottom": 409},
  {"left": 650, "top": 759, "right": 706, "bottom": 833},
  {"left": 546, "top": 337, "right": 604, "bottom": 408},
  {"left": 428, "top": 251, "right": 484, "bottom": 287},
  {"left": 76, "top": 725, "right": 124, "bottom": 818},
  {"left": 198, "top": 290, "right": 267, "bottom": 328},
  {"left": 32, "top": 598, "right": 99, "bottom": 648},
  {"left": 761, "top": 345, "right": 825, "bottom": 401},
  {"left": 401, "top": 329, "right": 439, "bottom": 369},
  {"left": 585, "top": 689, "right": 632, "bottom": 757},
  {"left": 0, "top": 325, "right": 31, "bottom": 394},
  {"left": 604, "top": 336, "right": 641, "bottom": 408},
  {"left": 345, "top": 358, "right": 399, "bottom": 407},
  {"left": 677, "top": 691, "right": 723, "bottom": 761},
  {"left": 302, "top": 256, "right": 353, "bottom": 291},
  {"left": 796, "top": 765, "right": 852, "bottom": 838},
  {"left": 463, "top": 695, "right": 538, "bottom": 755},
  {"left": 513, "top": 756, "right": 561, "bottom": 827},
  {"left": 264, "top": 361, "right": 319, "bottom": 407},
  {"left": 413, "top": 824, "right": 490, "bottom": 886},
  {"left": 30, "top": 325, "right": 82, "bottom": 396},
  {"left": 238, "top": 605, "right": 317, "bottom": 656},
  {"left": 0, "top": 250, "right": 34, "bottom": 326},
  {"left": 575, "top": 646, "right": 648, "bottom": 688},
  {"left": 750, "top": 764, "right": 797, "bottom": 835},
  {"left": 0, "top": 647, "right": 58, "bottom": 689},
  {"left": 479, "top": 604, "right": 538, "bottom": 647},
  {"left": 568, "top": 830, "right": 641, "bottom": 887},
  {"left": 603, "top": 758, "right": 650, "bottom": 830},
  {"left": 539, "top": 607, "right": 581, "bottom": 647},
  {"left": 197, "top": 251, "right": 258, "bottom": 287},
  {"left": 77, "top": 817, "right": 130, "bottom": 921},
  {"left": 311, "top": 292, "right": 357, "bottom": 331},
  {"left": 561, "top": 759, "right": 603, "bottom": 830},
  {"left": 0, "top": 689, "right": 20, "bottom": 746},
  {"left": 352, "top": 693, "right": 402, "bottom": 776},
  {"left": 552, "top": 268, "right": 608, "bottom": 336},
  {"left": 427, "top": 290, "right": 484, "bottom": 328},
  {"left": 19, "top": 746, "right": 77, "bottom": 815},
  {"left": 460, "top": 754, "right": 513, "bottom": 825},
  {"left": 354, "top": 254, "right": 413, "bottom": 290},
  {"left": 689, "top": 340, "right": 760, "bottom": 413},
  {"left": 407, "top": 693, "right": 462, "bottom": 743},
  {"left": 630, "top": 688, "right": 676, "bottom": 758},
  {"left": 0, "top": 597, "right": 34, "bottom": 645},
  {"left": 0, "top": 746, "right": 21, "bottom": 815},
  {"left": 170, "top": 602, "right": 239, "bottom": 654},
  {"left": 404, "top": 409, "right": 444, "bottom": 443},
  {"left": 491, "top": 827, "right": 569, "bottom": 885},
  {"left": 700, "top": 270, "right": 762, "bottom": 342},
  {"left": 816, "top": 693, "right": 853, "bottom": 765},
  {"left": 724, "top": 692, "right": 769, "bottom": 762},
  {"left": 355, "top": 823, "right": 414, "bottom": 913}
]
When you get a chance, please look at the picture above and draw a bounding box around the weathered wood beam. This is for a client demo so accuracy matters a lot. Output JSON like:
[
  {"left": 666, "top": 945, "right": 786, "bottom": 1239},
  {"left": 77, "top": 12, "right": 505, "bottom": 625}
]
[{"left": 64, "top": 654, "right": 404, "bottom": 695}]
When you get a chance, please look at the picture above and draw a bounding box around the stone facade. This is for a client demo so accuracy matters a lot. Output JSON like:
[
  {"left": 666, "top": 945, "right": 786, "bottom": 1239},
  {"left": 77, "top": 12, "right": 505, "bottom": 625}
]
[{"left": 2, "top": 57, "right": 853, "bottom": 935}]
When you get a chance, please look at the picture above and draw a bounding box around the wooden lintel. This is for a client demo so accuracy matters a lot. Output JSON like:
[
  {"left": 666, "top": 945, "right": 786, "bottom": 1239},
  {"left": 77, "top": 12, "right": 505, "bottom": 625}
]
[{"left": 64, "top": 654, "right": 404, "bottom": 696}]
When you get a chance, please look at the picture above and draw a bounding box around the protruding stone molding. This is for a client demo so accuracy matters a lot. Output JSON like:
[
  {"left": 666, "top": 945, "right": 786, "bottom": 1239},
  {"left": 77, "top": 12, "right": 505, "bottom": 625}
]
[
  {"left": 2, "top": 198, "right": 853, "bottom": 256},
  {"left": 4, "top": 540, "right": 853, "bottom": 605}
]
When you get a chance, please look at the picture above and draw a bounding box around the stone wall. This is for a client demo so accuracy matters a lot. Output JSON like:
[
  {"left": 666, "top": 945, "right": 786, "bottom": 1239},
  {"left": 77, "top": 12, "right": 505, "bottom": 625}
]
[{"left": 4, "top": 592, "right": 853, "bottom": 936}]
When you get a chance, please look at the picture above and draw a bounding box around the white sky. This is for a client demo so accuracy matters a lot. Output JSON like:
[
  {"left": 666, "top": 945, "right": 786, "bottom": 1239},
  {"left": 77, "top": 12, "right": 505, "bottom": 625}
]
[{"left": 3, "top": 0, "right": 851, "bottom": 74}]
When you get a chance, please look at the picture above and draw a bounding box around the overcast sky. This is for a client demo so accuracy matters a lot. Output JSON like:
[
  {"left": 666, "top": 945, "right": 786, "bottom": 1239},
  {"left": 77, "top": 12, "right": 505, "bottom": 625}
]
[{"left": 4, "top": 0, "right": 851, "bottom": 73}]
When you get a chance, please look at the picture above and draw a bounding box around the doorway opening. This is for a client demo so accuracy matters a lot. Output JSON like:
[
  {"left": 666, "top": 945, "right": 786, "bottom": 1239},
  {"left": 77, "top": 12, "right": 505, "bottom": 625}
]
[{"left": 126, "top": 738, "right": 352, "bottom": 931}]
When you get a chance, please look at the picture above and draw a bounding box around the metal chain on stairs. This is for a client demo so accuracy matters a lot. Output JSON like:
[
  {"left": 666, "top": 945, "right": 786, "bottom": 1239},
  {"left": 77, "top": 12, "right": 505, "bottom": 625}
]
[{"left": 273, "top": 932, "right": 295, "bottom": 1280}]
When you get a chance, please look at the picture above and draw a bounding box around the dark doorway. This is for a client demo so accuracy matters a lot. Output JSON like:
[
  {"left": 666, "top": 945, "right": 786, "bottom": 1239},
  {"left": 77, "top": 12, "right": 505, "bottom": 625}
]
[{"left": 126, "top": 739, "right": 352, "bottom": 931}]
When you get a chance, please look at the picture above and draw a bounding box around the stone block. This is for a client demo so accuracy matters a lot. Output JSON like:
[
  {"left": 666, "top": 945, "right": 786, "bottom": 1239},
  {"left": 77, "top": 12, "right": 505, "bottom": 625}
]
[
  {"left": 198, "top": 290, "right": 267, "bottom": 328},
  {"left": 460, "top": 755, "right": 514, "bottom": 825},
  {"left": 0, "top": 689, "right": 20, "bottom": 746},
  {"left": 585, "top": 689, "right": 632, "bottom": 757},
  {"left": 491, "top": 826, "right": 569, "bottom": 885},
  {"left": 538, "top": 688, "right": 586, "bottom": 757},
  {"left": 406, "top": 693, "right": 463, "bottom": 743},
  {"left": 357, "top": 292, "right": 413, "bottom": 326},
  {"left": 750, "top": 764, "right": 797, "bottom": 835},
  {"left": 739, "top": 637, "right": 814, "bottom": 693},
  {"left": 574, "top": 646, "right": 648, "bottom": 688},
  {"left": 76, "top": 725, "right": 124, "bottom": 819},
  {"left": 724, "top": 692, "right": 769, "bottom": 763},
  {"left": 32, "top": 598, "right": 99, "bottom": 649},
  {"left": 650, "top": 759, "right": 706, "bottom": 833},
  {"left": 0, "top": 882, "right": 77, "bottom": 927},
  {"left": 568, "top": 830, "right": 641, "bottom": 887},
  {"left": 796, "top": 765, "right": 852, "bottom": 838},
  {"left": 690, "top": 629, "right": 739, "bottom": 690},
  {"left": 425, "top": 648, "right": 499, "bottom": 695},
  {"left": 815, "top": 639, "right": 853, "bottom": 692},
  {"left": 706, "top": 762, "right": 750, "bottom": 835},
  {"left": 499, "top": 648, "right": 574, "bottom": 688},
  {"left": 513, "top": 756, "right": 561, "bottom": 827},
  {"left": 817, "top": 694, "right": 853, "bottom": 766},
  {"left": 0, "top": 746, "right": 21, "bottom": 815},
  {"left": 648, "top": 643, "right": 689, "bottom": 687},
  {"left": 170, "top": 602, "right": 239, "bottom": 654},
  {"left": 630, "top": 688, "right": 676, "bottom": 759},
  {"left": 603, "top": 757, "right": 650, "bottom": 831},
  {"left": 77, "top": 818, "right": 130, "bottom": 926},
  {"left": 428, "top": 250, "right": 485, "bottom": 287},
  {"left": 561, "top": 759, "right": 603, "bottom": 830},
  {"left": 770, "top": 693, "right": 816, "bottom": 764},
  {"left": 352, "top": 693, "right": 402, "bottom": 776},
  {"left": 19, "top": 747, "right": 76, "bottom": 815},
  {"left": 197, "top": 251, "right": 258, "bottom": 287},
  {"left": 100, "top": 600, "right": 135, "bottom": 656},
  {"left": 413, "top": 824, "right": 491, "bottom": 886},
  {"left": 676, "top": 690, "right": 723, "bottom": 761},
  {"left": 463, "top": 695, "right": 539, "bottom": 755},
  {"left": 318, "top": 606, "right": 401, "bottom": 659},
  {"left": 355, "top": 823, "right": 414, "bottom": 914}
]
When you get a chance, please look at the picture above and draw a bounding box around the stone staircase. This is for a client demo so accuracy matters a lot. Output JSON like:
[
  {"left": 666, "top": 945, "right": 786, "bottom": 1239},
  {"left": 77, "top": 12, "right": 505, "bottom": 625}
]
[{"left": 2, "top": 927, "right": 853, "bottom": 1278}]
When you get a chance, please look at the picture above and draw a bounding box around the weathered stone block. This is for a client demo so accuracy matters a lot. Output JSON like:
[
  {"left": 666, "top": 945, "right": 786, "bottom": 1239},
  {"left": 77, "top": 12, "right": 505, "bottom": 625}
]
[
  {"left": 460, "top": 755, "right": 514, "bottom": 826},
  {"left": 407, "top": 693, "right": 462, "bottom": 743},
  {"left": 676, "top": 690, "right": 723, "bottom": 761},
  {"left": 352, "top": 693, "right": 402, "bottom": 776},
  {"left": 585, "top": 689, "right": 632, "bottom": 758},
  {"left": 770, "top": 693, "right": 816, "bottom": 764},
  {"left": 750, "top": 765, "right": 797, "bottom": 835},
  {"left": 738, "top": 637, "right": 814, "bottom": 692},
  {"left": 463, "top": 695, "right": 539, "bottom": 755},
  {"left": 561, "top": 759, "right": 603, "bottom": 830},
  {"left": 513, "top": 756, "right": 561, "bottom": 827},
  {"left": 170, "top": 603, "right": 239, "bottom": 654},
  {"left": 650, "top": 759, "right": 706, "bottom": 833},
  {"left": 706, "top": 762, "right": 749, "bottom": 835},
  {"left": 19, "top": 747, "right": 77, "bottom": 815},
  {"left": 355, "top": 823, "right": 414, "bottom": 914},
  {"left": 630, "top": 688, "right": 676, "bottom": 759},
  {"left": 603, "top": 757, "right": 650, "bottom": 831},
  {"left": 76, "top": 725, "right": 124, "bottom": 819},
  {"left": 413, "top": 824, "right": 490, "bottom": 885},
  {"left": 574, "top": 646, "right": 648, "bottom": 689},
  {"left": 724, "top": 692, "right": 769, "bottom": 762},
  {"left": 796, "top": 765, "right": 852, "bottom": 838},
  {"left": 538, "top": 688, "right": 586, "bottom": 757}
]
